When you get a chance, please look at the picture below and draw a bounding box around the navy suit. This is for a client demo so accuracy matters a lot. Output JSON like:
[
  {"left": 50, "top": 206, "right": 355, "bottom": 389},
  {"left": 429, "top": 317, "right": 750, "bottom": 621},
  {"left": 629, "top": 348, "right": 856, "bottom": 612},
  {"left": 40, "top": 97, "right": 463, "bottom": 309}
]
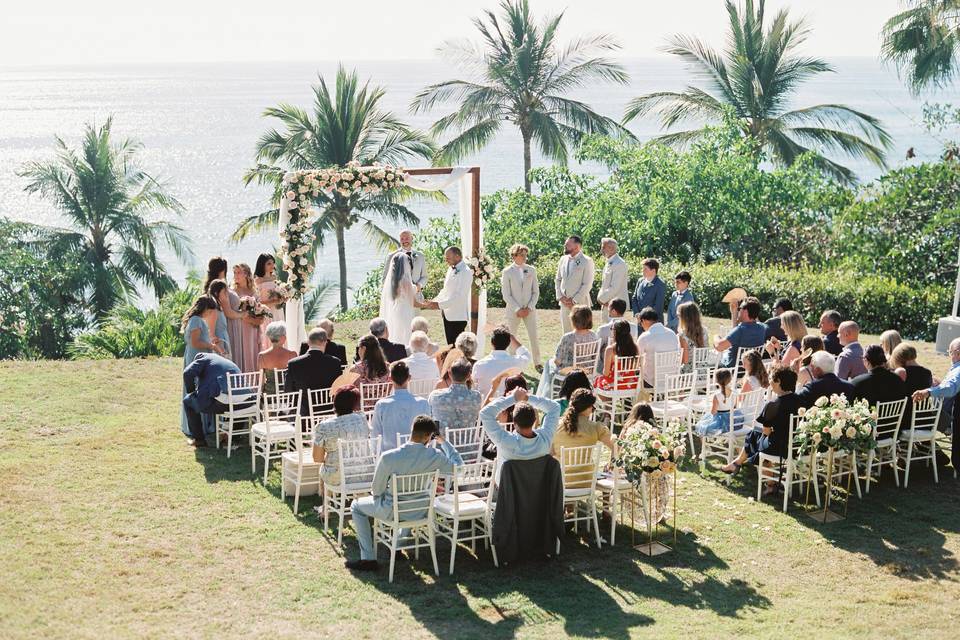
[
  {"left": 182, "top": 352, "right": 240, "bottom": 443},
  {"left": 822, "top": 331, "right": 842, "bottom": 356},
  {"left": 796, "top": 373, "right": 856, "bottom": 408},
  {"left": 851, "top": 367, "right": 909, "bottom": 407},
  {"left": 286, "top": 349, "right": 343, "bottom": 415},
  {"left": 631, "top": 275, "right": 666, "bottom": 316}
]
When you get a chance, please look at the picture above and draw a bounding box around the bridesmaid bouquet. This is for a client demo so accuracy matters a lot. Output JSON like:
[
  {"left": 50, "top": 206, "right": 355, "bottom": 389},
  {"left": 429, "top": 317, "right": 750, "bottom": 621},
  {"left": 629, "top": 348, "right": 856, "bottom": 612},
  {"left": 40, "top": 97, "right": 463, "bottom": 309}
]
[{"left": 239, "top": 296, "right": 272, "bottom": 320}]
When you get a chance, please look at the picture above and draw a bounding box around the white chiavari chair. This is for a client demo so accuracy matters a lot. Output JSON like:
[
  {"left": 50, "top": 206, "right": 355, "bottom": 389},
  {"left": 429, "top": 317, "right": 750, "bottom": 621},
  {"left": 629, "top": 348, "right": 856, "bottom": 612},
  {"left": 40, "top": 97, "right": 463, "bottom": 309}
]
[
  {"left": 360, "top": 381, "right": 394, "bottom": 418},
  {"left": 215, "top": 371, "right": 262, "bottom": 457},
  {"left": 308, "top": 387, "right": 335, "bottom": 422},
  {"left": 409, "top": 377, "right": 440, "bottom": 399},
  {"left": 444, "top": 425, "right": 484, "bottom": 464},
  {"left": 552, "top": 340, "right": 602, "bottom": 398},
  {"left": 863, "top": 398, "right": 908, "bottom": 492},
  {"left": 594, "top": 355, "right": 643, "bottom": 431},
  {"left": 281, "top": 415, "right": 321, "bottom": 513},
  {"left": 375, "top": 471, "right": 441, "bottom": 583},
  {"left": 698, "top": 388, "right": 766, "bottom": 473},
  {"left": 322, "top": 436, "right": 382, "bottom": 545},
  {"left": 757, "top": 415, "right": 820, "bottom": 512},
  {"left": 557, "top": 444, "right": 602, "bottom": 550},
  {"left": 433, "top": 461, "right": 497, "bottom": 575},
  {"left": 899, "top": 396, "right": 943, "bottom": 487},
  {"left": 250, "top": 390, "right": 300, "bottom": 483}
]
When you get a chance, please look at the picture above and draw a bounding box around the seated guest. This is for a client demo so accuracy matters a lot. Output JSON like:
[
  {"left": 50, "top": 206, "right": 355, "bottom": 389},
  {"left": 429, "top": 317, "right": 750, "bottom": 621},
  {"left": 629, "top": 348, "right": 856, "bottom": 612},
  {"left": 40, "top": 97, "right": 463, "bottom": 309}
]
[
  {"left": 666, "top": 270, "right": 695, "bottom": 333},
  {"left": 818, "top": 309, "right": 843, "bottom": 356},
  {"left": 714, "top": 297, "right": 767, "bottom": 368},
  {"left": 796, "top": 335, "right": 825, "bottom": 388},
  {"left": 796, "top": 351, "right": 855, "bottom": 408},
  {"left": 911, "top": 338, "right": 960, "bottom": 467},
  {"left": 182, "top": 352, "right": 242, "bottom": 447},
  {"left": 433, "top": 344, "right": 458, "bottom": 390},
  {"left": 346, "top": 415, "right": 463, "bottom": 572},
  {"left": 480, "top": 387, "right": 561, "bottom": 464},
  {"left": 551, "top": 389, "right": 615, "bottom": 466},
  {"left": 557, "top": 370, "right": 592, "bottom": 414},
  {"left": 890, "top": 343, "right": 934, "bottom": 393},
  {"left": 677, "top": 301, "right": 708, "bottom": 372},
  {"left": 595, "top": 319, "right": 641, "bottom": 392},
  {"left": 622, "top": 402, "right": 657, "bottom": 435},
  {"left": 259, "top": 321, "right": 297, "bottom": 394},
  {"left": 428, "top": 359, "right": 482, "bottom": 434},
  {"left": 636, "top": 306, "right": 681, "bottom": 388},
  {"left": 472, "top": 326, "right": 532, "bottom": 397},
  {"left": 835, "top": 320, "right": 867, "bottom": 380},
  {"left": 408, "top": 316, "right": 440, "bottom": 357},
  {"left": 596, "top": 299, "right": 639, "bottom": 357},
  {"left": 779, "top": 310, "right": 808, "bottom": 367},
  {"left": 486, "top": 373, "right": 529, "bottom": 424},
  {"left": 312, "top": 386, "right": 369, "bottom": 484},
  {"left": 694, "top": 369, "right": 741, "bottom": 437},
  {"left": 880, "top": 330, "right": 902, "bottom": 361},
  {"left": 370, "top": 361, "right": 430, "bottom": 450},
  {"left": 722, "top": 367, "right": 800, "bottom": 496},
  {"left": 286, "top": 327, "right": 343, "bottom": 415},
  {"left": 852, "top": 345, "right": 909, "bottom": 406},
  {"left": 740, "top": 349, "right": 770, "bottom": 394},
  {"left": 403, "top": 331, "right": 441, "bottom": 381},
  {"left": 764, "top": 298, "right": 792, "bottom": 342},
  {"left": 454, "top": 331, "right": 479, "bottom": 364},
  {"left": 350, "top": 335, "right": 391, "bottom": 387},
  {"left": 357, "top": 318, "right": 407, "bottom": 363},
  {"left": 535, "top": 305, "right": 598, "bottom": 396},
  {"left": 318, "top": 317, "right": 348, "bottom": 364}
]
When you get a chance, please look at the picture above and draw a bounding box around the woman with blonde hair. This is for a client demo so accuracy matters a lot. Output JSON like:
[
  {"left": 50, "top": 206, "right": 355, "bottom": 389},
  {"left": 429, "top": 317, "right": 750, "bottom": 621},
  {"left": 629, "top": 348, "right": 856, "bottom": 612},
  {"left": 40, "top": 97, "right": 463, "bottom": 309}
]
[
  {"left": 535, "top": 304, "right": 598, "bottom": 396},
  {"left": 880, "top": 330, "right": 902, "bottom": 360},
  {"left": 778, "top": 310, "right": 807, "bottom": 366},
  {"left": 232, "top": 263, "right": 264, "bottom": 372},
  {"left": 551, "top": 389, "right": 615, "bottom": 487}
]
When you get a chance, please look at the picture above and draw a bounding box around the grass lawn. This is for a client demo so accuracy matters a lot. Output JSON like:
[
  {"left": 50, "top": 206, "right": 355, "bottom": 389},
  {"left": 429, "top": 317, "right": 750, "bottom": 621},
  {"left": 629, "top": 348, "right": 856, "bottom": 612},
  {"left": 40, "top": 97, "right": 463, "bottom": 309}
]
[{"left": 2, "top": 310, "right": 959, "bottom": 639}]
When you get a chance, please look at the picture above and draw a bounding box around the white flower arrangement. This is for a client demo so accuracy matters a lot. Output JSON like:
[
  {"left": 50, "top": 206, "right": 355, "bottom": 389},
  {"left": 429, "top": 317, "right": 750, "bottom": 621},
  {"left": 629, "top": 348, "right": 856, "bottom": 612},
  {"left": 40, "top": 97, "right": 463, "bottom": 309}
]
[
  {"left": 795, "top": 394, "right": 877, "bottom": 455},
  {"left": 613, "top": 420, "right": 687, "bottom": 484},
  {"left": 466, "top": 247, "right": 495, "bottom": 290}
]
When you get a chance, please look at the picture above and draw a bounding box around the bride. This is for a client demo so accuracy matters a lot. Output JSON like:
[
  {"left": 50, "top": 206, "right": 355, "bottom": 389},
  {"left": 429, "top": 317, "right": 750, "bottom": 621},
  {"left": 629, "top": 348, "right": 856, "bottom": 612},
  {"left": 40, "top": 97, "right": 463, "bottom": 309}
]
[{"left": 379, "top": 252, "right": 416, "bottom": 346}]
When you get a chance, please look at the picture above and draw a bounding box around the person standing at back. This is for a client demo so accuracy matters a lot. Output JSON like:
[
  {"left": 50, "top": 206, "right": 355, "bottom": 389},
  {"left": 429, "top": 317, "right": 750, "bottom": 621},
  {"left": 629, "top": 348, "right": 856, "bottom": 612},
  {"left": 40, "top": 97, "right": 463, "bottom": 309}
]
[
  {"left": 501, "top": 243, "right": 542, "bottom": 365},
  {"left": 630, "top": 258, "right": 666, "bottom": 324},
  {"left": 666, "top": 270, "right": 694, "bottom": 333},
  {"left": 554, "top": 236, "right": 595, "bottom": 334},
  {"left": 596, "top": 238, "right": 629, "bottom": 324}
]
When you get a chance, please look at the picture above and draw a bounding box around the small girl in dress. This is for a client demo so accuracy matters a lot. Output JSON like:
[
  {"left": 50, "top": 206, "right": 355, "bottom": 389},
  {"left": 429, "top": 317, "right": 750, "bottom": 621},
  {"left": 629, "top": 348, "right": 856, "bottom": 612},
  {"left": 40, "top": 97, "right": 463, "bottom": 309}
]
[{"left": 695, "top": 369, "right": 742, "bottom": 436}]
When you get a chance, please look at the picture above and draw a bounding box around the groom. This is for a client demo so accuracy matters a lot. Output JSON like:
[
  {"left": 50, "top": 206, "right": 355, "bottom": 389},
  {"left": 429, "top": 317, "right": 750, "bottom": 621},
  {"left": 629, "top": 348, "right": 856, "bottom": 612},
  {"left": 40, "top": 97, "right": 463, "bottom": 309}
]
[{"left": 418, "top": 246, "right": 472, "bottom": 345}]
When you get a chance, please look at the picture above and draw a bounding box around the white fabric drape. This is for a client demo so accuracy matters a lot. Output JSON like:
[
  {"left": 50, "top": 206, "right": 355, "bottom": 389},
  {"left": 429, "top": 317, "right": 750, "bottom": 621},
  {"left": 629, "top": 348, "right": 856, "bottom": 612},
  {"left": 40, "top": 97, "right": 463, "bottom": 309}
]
[{"left": 279, "top": 196, "right": 307, "bottom": 349}]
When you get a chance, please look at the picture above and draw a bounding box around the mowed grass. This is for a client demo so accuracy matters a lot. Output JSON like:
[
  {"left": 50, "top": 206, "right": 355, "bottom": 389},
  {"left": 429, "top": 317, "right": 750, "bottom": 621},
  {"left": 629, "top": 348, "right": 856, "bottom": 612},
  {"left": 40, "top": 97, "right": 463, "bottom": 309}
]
[{"left": 1, "top": 310, "right": 959, "bottom": 639}]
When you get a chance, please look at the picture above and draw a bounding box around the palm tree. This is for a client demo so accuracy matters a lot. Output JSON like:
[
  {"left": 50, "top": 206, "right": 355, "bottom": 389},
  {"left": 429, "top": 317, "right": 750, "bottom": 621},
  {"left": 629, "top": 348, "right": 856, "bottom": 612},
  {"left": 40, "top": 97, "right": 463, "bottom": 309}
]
[
  {"left": 17, "top": 118, "right": 192, "bottom": 319},
  {"left": 411, "top": 0, "right": 631, "bottom": 193},
  {"left": 882, "top": 1, "right": 960, "bottom": 93},
  {"left": 233, "top": 66, "right": 436, "bottom": 311},
  {"left": 624, "top": 0, "right": 891, "bottom": 183}
]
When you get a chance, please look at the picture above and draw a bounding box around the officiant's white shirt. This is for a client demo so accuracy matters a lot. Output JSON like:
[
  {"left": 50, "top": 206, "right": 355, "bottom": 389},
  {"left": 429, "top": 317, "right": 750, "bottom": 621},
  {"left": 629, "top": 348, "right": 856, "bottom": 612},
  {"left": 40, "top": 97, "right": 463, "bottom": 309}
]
[{"left": 434, "top": 260, "right": 472, "bottom": 322}]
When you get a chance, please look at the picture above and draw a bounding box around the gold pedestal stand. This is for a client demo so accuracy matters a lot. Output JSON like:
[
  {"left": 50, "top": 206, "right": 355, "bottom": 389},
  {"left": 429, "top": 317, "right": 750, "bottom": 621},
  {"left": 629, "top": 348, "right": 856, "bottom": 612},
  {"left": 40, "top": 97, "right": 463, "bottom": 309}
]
[
  {"left": 804, "top": 447, "right": 853, "bottom": 524},
  {"left": 630, "top": 470, "right": 678, "bottom": 556}
]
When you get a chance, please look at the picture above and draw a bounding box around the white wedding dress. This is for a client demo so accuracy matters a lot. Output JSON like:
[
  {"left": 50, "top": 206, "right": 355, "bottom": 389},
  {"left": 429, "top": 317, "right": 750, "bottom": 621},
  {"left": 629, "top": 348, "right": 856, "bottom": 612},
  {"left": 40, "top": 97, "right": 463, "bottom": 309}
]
[{"left": 379, "top": 252, "right": 416, "bottom": 346}]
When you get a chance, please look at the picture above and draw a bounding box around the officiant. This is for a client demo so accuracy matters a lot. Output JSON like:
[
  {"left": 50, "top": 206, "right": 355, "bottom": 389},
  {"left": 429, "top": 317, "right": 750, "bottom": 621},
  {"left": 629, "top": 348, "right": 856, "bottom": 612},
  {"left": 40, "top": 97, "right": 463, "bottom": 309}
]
[
  {"left": 394, "top": 229, "right": 427, "bottom": 296},
  {"left": 419, "top": 246, "right": 472, "bottom": 345}
]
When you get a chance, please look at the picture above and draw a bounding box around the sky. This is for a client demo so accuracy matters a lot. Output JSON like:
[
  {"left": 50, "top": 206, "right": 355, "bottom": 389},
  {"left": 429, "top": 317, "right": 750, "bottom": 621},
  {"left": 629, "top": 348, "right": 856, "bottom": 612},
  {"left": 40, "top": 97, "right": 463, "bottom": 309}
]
[{"left": 1, "top": 0, "right": 907, "bottom": 66}]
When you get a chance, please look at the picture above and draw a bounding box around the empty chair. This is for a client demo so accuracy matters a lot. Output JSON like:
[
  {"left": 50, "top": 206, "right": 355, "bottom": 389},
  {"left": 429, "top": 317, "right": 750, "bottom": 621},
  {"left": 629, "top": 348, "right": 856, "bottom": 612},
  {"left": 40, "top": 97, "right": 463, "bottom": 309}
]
[
  {"left": 322, "top": 437, "right": 381, "bottom": 545},
  {"left": 215, "top": 370, "right": 262, "bottom": 457},
  {"left": 863, "top": 398, "right": 908, "bottom": 492},
  {"left": 433, "top": 460, "right": 498, "bottom": 575},
  {"left": 650, "top": 372, "right": 695, "bottom": 425},
  {"left": 557, "top": 444, "right": 602, "bottom": 549},
  {"left": 444, "top": 425, "right": 484, "bottom": 464},
  {"left": 250, "top": 390, "right": 301, "bottom": 483},
  {"left": 899, "top": 396, "right": 943, "bottom": 487},
  {"left": 651, "top": 350, "right": 683, "bottom": 396},
  {"left": 596, "top": 445, "right": 633, "bottom": 546},
  {"left": 281, "top": 416, "right": 322, "bottom": 513},
  {"left": 374, "top": 471, "right": 441, "bottom": 583},
  {"left": 308, "top": 387, "right": 335, "bottom": 421},
  {"left": 360, "top": 381, "right": 394, "bottom": 418}
]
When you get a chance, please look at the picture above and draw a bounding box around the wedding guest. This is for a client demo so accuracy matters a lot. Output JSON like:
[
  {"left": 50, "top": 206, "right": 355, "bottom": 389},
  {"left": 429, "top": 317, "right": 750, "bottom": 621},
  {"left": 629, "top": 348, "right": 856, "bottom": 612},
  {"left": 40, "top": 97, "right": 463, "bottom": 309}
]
[
  {"left": 880, "top": 329, "right": 903, "bottom": 360},
  {"left": 714, "top": 297, "right": 766, "bottom": 368},
  {"left": 408, "top": 316, "right": 440, "bottom": 357},
  {"left": 535, "top": 305, "right": 598, "bottom": 396},
  {"left": 207, "top": 279, "right": 240, "bottom": 363},
  {"left": 890, "top": 343, "right": 933, "bottom": 393},
  {"left": 346, "top": 415, "right": 463, "bottom": 572},
  {"left": 286, "top": 327, "right": 342, "bottom": 416},
  {"left": 454, "top": 332, "right": 479, "bottom": 363},
  {"left": 232, "top": 263, "right": 264, "bottom": 372},
  {"left": 595, "top": 320, "right": 640, "bottom": 392},
  {"left": 433, "top": 344, "right": 457, "bottom": 390},
  {"left": 740, "top": 349, "right": 770, "bottom": 394},
  {"left": 851, "top": 345, "right": 909, "bottom": 406},
  {"left": 370, "top": 361, "right": 430, "bottom": 451},
  {"left": 317, "top": 318, "right": 348, "bottom": 365},
  {"left": 764, "top": 310, "right": 806, "bottom": 367},
  {"left": 420, "top": 246, "right": 472, "bottom": 345},
  {"left": 501, "top": 243, "right": 542, "bottom": 365},
  {"left": 480, "top": 387, "right": 561, "bottom": 465},
  {"left": 630, "top": 258, "right": 666, "bottom": 322},
  {"left": 360, "top": 318, "right": 407, "bottom": 363},
  {"left": 312, "top": 386, "right": 369, "bottom": 485},
  {"left": 677, "top": 301, "right": 708, "bottom": 372},
  {"left": 403, "top": 331, "right": 441, "bottom": 381},
  {"left": 180, "top": 295, "right": 226, "bottom": 440},
  {"left": 694, "top": 369, "right": 740, "bottom": 437},
  {"left": 557, "top": 370, "right": 592, "bottom": 414},
  {"left": 796, "top": 351, "right": 855, "bottom": 408},
  {"left": 428, "top": 359, "right": 482, "bottom": 434},
  {"left": 636, "top": 306, "right": 681, "bottom": 388},
  {"left": 622, "top": 403, "right": 657, "bottom": 435},
  {"left": 596, "top": 299, "right": 639, "bottom": 373},
  {"left": 818, "top": 309, "right": 843, "bottom": 356},
  {"left": 796, "top": 335, "right": 825, "bottom": 388},
  {"left": 486, "top": 373, "right": 529, "bottom": 424},
  {"left": 555, "top": 235, "right": 595, "bottom": 334},
  {"left": 472, "top": 327, "right": 532, "bottom": 397},
  {"left": 835, "top": 320, "right": 867, "bottom": 380},
  {"left": 552, "top": 389, "right": 615, "bottom": 487},
  {"left": 764, "top": 298, "right": 792, "bottom": 342},
  {"left": 182, "top": 351, "right": 241, "bottom": 448},
  {"left": 722, "top": 367, "right": 800, "bottom": 494},
  {"left": 255, "top": 253, "right": 286, "bottom": 348},
  {"left": 912, "top": 338, "right": 960, "bottom": 468},
  {"left": 666, "top": 270, "right": 695, "bottom": 332},
  {"left": 259, "top": 321, "right": 297, "bottom": 394},
  {"left": 596, "top": 238, "right": 629, "bottom": 324},
  {"left": 350, "top": 335, "right": 391, "bottom": 387}
]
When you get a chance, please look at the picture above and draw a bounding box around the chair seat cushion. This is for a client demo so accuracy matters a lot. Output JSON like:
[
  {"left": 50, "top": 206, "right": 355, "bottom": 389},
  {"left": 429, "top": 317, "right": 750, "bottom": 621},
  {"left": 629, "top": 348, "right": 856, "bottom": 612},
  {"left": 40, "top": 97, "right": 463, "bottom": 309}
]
[
  {"left": 563, "top": 487, "right": 594, "bottom": 498},
  {"left": 900, "top": 429, "right": 936, "bottom": 441},
  {"left": 651, "top": 400, "right": 691, "bottom": 418},
  {"left": 251, "top": 421, "right": 296, "bottom": 439},
  {"left": 597, "top": 477, "right": 632, "bottom": 491},
  {"left": 434, "top": 493, "right": 486, "bottom": 517},
  {"left": 281, "top": 450, "right": 319, "bottom": 466}
]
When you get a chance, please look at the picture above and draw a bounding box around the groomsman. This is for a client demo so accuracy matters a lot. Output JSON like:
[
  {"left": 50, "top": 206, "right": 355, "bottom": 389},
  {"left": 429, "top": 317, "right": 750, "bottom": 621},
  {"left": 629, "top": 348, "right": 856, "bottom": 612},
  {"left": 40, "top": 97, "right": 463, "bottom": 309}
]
[
  {"left": 419, "top": 246, "right": 472, "bottom": 346},
  {"left": 630, "top": 258, "right": 666, "bottom": 322},
  {"left": 394, "top": 229, "right": 427, "bottom": 297},
  {"left": 501, "top": 244, "right": 542, "bottom": 365},
  {"left": 555, "top": 235, "right": 595, "bottom": 333},
  {"left": 596, "top": 238, "right": 629, "bottom": 324},
  {"left": 666, "top": 270, "right": 695, "bottom": 332}
]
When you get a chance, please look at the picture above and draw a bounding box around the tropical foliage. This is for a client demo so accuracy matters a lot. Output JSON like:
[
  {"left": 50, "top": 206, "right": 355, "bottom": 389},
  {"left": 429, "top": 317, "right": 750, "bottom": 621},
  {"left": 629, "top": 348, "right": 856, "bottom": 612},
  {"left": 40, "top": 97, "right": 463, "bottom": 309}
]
[
  {"left": 17, "top": 118, "right": 192, "bottom": 319},
  {"left": 233, "top": 66, "right": 435, "bottom": 311},
  {"left": 625, "top": 0, "right": 891, "bottom": 183},
  {"left": 882, "top": 0, "right": 960, "bottom": 93},
  {"left": 412, "top": 0, "right": 630, "bottom": 192}
]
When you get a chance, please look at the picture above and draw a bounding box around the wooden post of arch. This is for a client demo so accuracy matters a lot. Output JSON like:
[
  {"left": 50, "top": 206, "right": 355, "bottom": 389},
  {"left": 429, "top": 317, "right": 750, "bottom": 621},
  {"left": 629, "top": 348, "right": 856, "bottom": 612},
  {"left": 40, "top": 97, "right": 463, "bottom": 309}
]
[{"left": 403, "top": 166, "right": 481, "bottom": 333}]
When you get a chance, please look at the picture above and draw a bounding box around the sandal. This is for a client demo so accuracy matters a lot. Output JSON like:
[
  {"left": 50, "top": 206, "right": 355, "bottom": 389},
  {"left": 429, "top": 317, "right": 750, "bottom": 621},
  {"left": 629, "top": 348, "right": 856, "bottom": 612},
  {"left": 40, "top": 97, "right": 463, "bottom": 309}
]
[{"left": 721, "top": 461, "right": 742, "bottom": 475}]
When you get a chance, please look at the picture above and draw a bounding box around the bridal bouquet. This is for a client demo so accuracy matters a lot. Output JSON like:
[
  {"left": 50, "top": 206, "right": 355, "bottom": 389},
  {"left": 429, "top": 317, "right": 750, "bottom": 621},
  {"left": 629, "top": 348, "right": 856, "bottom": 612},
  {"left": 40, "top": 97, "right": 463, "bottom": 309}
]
[
  {"left": 466, "top": 248, "right": 495, "bottom": 289},
  {"left": 613, "top": 420, "right": 687, "bottom": 483},
  {"left": 795, "top": 394, "right": 877, "bottom": 455},
  {"left": 238, "top": 296, "right": 272, "bottom": 320}
]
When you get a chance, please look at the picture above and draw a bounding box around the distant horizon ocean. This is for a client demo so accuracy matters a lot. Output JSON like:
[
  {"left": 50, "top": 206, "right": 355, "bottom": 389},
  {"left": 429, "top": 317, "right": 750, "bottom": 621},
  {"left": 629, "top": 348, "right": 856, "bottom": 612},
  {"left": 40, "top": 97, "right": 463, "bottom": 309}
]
[{"left": 1, "top": 57, "right": 956, "bottom": 304}]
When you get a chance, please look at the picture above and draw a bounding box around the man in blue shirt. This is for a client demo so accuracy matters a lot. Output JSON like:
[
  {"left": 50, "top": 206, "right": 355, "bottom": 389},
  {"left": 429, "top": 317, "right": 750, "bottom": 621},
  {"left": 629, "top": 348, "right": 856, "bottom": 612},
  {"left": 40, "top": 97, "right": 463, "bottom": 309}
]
[
  {"left": 479, "top": 387, "right": 561, "bottom": 463},
  {"left": 912, "top": 337, "right": 960, "bottom": 471},
  {"left": 630, "top": 258, "right": 666, "bottom": 320},
  {"left": 666, "top": 270, "right": 695, "bottom": 332},
  {"left": 714, "top": 297, "right": 768, "bottom": 368},
  {"left": 370, "top": 361, "right": 430, "bottom": 450}
]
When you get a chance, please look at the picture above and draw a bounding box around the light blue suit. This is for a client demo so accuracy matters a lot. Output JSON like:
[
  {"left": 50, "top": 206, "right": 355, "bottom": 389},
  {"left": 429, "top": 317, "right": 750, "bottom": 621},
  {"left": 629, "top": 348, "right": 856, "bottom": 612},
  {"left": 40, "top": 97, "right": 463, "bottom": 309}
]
[{"left": 351, "top": 440, "right": 463, "bottom": 561}]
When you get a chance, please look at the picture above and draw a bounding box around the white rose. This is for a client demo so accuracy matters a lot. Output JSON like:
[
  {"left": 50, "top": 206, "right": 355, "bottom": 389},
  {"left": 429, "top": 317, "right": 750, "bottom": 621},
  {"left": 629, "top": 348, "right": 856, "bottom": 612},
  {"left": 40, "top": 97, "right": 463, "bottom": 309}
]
[
  {"left": 812, "top": 433, "right": 822, "bottom": 444},
  {"left": 299, "top": 258, "right": 308, "bottom": 266},
  {"left": 845, "top": 426, "right": 857, "bottom": 438},
  {"left": 829, "top": 425, "right": 842, "bottom": 439},
  {"left": 815, "top": 396, "right": 828, "bottom": 407},
  {"left": 286, "top": 190, "right": 296, "bottom": 200}
]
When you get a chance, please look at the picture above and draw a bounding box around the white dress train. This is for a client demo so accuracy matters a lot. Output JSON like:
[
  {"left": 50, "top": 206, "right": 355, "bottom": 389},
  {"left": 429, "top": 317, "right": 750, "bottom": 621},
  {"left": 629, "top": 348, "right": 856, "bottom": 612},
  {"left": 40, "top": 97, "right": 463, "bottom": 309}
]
[{"left": 380, "top": 254, "right": 416, "bottom": 346}]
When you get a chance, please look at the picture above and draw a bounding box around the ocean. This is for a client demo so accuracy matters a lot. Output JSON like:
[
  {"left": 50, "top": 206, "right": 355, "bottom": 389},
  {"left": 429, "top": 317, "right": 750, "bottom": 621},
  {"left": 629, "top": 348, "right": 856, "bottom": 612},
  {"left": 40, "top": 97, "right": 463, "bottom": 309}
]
[{"left": 0, "top": 58, "right": 955, "bottom": 303}]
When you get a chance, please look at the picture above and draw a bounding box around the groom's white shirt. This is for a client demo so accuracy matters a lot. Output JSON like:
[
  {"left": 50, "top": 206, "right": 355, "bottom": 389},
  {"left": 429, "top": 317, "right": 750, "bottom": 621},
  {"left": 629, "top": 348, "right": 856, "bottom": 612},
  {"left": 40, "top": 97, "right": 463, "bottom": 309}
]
[
  {"left": 434, "top": 260, "right": 472, "bottom": 322},
  {"left": 501, "top": 263, "right": 539, "bottom": 312},
  {"left": 555, "top": 251, "right": 595, "bottom": 305}
]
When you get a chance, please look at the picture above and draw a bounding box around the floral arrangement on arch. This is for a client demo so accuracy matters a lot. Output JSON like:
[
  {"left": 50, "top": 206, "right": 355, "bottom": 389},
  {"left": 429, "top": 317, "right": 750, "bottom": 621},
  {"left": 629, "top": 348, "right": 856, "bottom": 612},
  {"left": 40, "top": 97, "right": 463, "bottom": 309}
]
[
  {"left": 613, "top": 420, "right": 687, "bottom": 483},
  {"left": 795, "top": 394, "right": 877, "bottom": 455},
  {"left": 466, "top": 248, "right": 495, "bottom": 290}
]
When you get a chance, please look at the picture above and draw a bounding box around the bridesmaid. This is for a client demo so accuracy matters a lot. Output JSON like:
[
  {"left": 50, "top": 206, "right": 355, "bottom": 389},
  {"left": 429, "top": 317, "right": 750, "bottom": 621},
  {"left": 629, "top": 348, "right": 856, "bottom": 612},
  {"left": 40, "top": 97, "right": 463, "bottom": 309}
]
[
  {"left": 232, "top": 263, "right": 264, "bottom": 373},
  {"left": 255, "top": 253, "right": 286, "bottom": 349},
  {"left": 206, "top": 279, "right": 234, "bottom": 363},
  {"left": 202, "top": 257, "right": 237, "bottom": 363},
  {"left": 180, "top": 295, "right": 225, "bottom": 441}
]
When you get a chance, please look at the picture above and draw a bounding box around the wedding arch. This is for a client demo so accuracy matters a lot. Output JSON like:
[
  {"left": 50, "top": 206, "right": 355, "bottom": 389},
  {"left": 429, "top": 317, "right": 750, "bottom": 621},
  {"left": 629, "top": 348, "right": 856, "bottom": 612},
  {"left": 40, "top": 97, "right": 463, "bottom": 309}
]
[{"left": 276, "top": 165, "right": 485, "bottom": 348}]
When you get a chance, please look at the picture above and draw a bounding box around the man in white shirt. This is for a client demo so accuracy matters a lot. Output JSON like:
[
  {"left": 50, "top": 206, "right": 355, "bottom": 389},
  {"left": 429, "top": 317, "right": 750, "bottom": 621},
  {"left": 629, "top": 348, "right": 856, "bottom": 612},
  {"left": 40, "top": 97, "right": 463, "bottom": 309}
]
[
  {"left": 555, "top": 235, "right": 595, "bottom": 333},
  {"left": 501, "top": 243, "right": 541, "bottom": 365},
  {"left": 596, "top": 237, "right": 629, "bottom": 324},
  {"left": 403, "top": 330, "right": 440, "bottom": 381},
  {"left": 419, "top": 246, "right": 472, "bottom": 346},
  {"left": 472, "top": 327, "right": 532, "bottom": 398},
  {"left": 636, "top": 306, "right": 680, "bottom": 388},
  {"left": 595, "top": 299, "right": 640, "bottom": 373}
]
